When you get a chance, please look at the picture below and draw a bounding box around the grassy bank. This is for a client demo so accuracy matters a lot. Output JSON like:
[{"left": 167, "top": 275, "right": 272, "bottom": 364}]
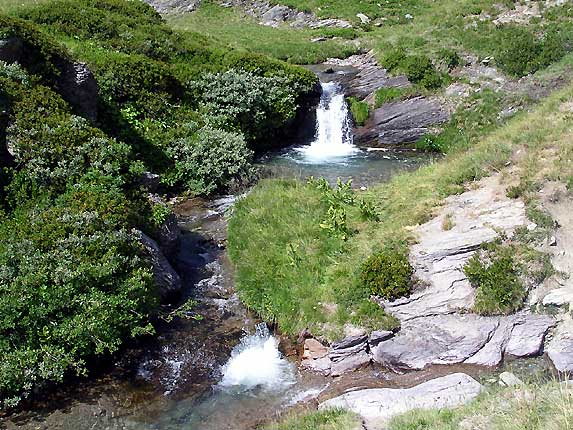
[
  {"left": 228, "top": 78, "right": 573, "bottom": 339},
  {"left": 168, "top": 1, "right": 358, "bottom": 64}
]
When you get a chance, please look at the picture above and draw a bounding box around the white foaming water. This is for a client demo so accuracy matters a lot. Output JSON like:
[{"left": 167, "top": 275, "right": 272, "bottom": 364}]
[
  {"left": 297, "top": 81, "right": 360, "bottom": 163},
  {"left": 219, "top": 323, "right": 296, "bottom": 393}
]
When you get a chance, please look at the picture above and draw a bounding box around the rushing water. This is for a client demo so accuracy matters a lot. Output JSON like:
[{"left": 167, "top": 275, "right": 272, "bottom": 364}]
[
  {"left": 220, "top": 324, "right": 296, "bottom": 393},
  {"left": 264, "top": 79, "right": 431, "bottom": 187}
]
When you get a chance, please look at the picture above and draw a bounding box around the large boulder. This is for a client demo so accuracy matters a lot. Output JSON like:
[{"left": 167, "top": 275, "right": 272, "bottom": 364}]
[
  {"left": 354, "top": 96, "right": 449, "bottom": 147},
  {"left": 56, "top": 62, "right": 99, "bottom": 122},
  {"left": 136, "top": 230, "right": 181, "bottom": 302},
  {"left": 371, "top": 313, "right": 554, "bottom": 370},
  {"left": 0, "top": 36, "right": 99, "bottom": 121},
  {"left": 547, "top": 322, "right": 573, "bottom": 372},
  {"left": 319, "top": 373, "right": 482, "bottom": 429}
]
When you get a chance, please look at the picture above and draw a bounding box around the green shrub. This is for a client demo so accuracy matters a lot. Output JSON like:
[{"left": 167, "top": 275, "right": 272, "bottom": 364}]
[
  {"left": 374, "top": 86, "right": 415, "bottom": 107},
  {"left": 403, "top": 55, "right": 444, "bottom": 89},
  {"left": 348, "top": 97, "right": 369, "bottom": 125},
  {"left": 437, "top": 48, "right": 461, "bottom": 70},
  {"left": 360, "top": 247, "right": 413, "bottom": 300},
  {"left": 464, "top": 245, "right": 526, "bottom": 315},
  {"left": 164, "top": 124, "right": 255, "bottom": 195},
  {"left": 382, "top": 47, "right": 407, "bottom": 71},
  {"left": 495, "top": 25, "right": 541, "bottom": 77},
  {"left": 0, "top": 15, "right": 70, "bottom": 84},
  {"left": 190, "top": 69, "right": 305, "bottom": 149},
  {"left": 0, "top": 189, "right": 156, "bottom": 407}
]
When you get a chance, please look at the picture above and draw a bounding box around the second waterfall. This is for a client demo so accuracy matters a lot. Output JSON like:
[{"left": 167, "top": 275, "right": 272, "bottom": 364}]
[{"left": 297, "top": 81, "right": 359, "bottom": 163}]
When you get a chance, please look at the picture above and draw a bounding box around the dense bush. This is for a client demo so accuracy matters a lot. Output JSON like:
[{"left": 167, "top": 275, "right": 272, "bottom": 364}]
[
  {"left": 381, "top": 48, "right": 444, "bottom": 90},
  {"left": 0, "top": 189, "right": 156, "bottom": 408},
  {"left": 0, "top": 15, "right": 69, "bottom": 84},
  {"left": 464, "top": 245, "right": 526, "bottom": 315},
  {"left": 495, "top": 25, "right": 572, "bottom": 77},
  {"left": 190, "top": 69, "right": 304, "bottom": 148},
  {"left": 164, "top": 124, "right": 255, "bottom": 194},
  {"left": 360, "top": 247, "right": 413, "bottom": 300}
]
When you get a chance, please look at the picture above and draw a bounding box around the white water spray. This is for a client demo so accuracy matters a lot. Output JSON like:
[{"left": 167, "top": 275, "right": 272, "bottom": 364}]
[
  {"left": 297, "top": 81, "right": 359, "bottom": 163},
  {"left": 219, "top": 324, "right": 296, "bottom": 393}
]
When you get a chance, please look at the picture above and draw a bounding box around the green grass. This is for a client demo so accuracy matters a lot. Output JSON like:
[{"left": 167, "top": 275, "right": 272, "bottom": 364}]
[
  {"left": 347, "top": 97, "right": 369, "bottom": 125},
  {"left": 389, "top": 381, "right": 573, "bottom": 430},
  {"left": 0, "top": 0, "right": 46, "bottom": 13},
  {"left": 168, "top": 1, "right": 358, "bottom": 64},
  {"left": 374, "top": 86, "right": 416, "bottom": 108},
  {"left": 228, "top": 80, "right": 573, "bottom": 339},
  {"left": 265, "top": 409, "right": 360, "bottom": 430}
]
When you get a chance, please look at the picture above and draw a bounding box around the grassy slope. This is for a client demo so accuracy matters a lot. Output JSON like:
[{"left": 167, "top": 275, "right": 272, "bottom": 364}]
[
  {"left": 265, "top": 409, "right": 361, "bottom": 430},
  {"left": 389, "top": 380, "right": 573, "bottom": 430},
  {"left": 168, "top": 1, "right": 358, "bottom": 64},
  {"left": 228, "top": 63, "right": 573, "bottom": 338}
]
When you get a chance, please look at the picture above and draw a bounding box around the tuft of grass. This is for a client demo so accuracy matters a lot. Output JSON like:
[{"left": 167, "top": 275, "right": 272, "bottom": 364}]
[
  {"left": 441, "top": 213, "right": 455, "bottom": 230},
  {"left": 374, "top": 86, "right": 416, "bottom": 108},
  {"left": 464, "top": 244, "right": 527, "bottom": 316},
  {"left": 348, "top": 97, "right": 369, "bottom": 125},
  {"left": 266, "top": 409, "right": 360, "bottom": 430}
]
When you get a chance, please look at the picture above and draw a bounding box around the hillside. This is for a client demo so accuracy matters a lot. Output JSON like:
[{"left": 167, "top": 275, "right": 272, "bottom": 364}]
[{"left": 1, "top": 0, "right": 573, "bottom": 429}]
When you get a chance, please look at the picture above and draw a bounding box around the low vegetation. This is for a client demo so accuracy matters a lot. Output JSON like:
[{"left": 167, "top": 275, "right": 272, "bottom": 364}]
[
  {"left": 464, "top": 244, "right": 526, "bottom": 316},
  {"left": 266, "top": 409, "right": 360, "bottom": 430},
  {"left": 347, "top": 97, "right": 369, "bottom": 126},
  {"left": 360, "top": 246, "right": 413, "bottom": 300},
  {"left": 389, "top": 381, "right": 573, "bottom": 430}
]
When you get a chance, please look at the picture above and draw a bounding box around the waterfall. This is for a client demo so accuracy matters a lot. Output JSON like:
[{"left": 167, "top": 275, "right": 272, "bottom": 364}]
[
  {"left": 297, "top": 81, "right": 359, "bottom": 163},
  {"left": 219, "top": 323, "right": 296, "bottom": 393}
]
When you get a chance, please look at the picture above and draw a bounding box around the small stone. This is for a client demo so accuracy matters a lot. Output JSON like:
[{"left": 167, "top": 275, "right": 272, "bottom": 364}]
[
  {"left": 405, "top": 13, "right": 413, "bottom": 19},
  {"left": 499, "top": 372, "right": 523, "bottom": 387},
  {"left": 303, "top": 338, "right": 328, "bottom": 359},
  {"left": 311, "top": 37, "right": 327, "bottom": 42},
  {"left": 324, "top": 67, "right": 335, "bottom": 73},
  {"left": 368, "top": 330, "right": 394, "bottom": 347},
  {"left": 356, "top": 13, "right": 370, "bottom": 24},
  {"left": 549, "top": 236, "right": 557, "bottom": 246},
  {"left": 527, "top": 222, "right": 537, "bottom": 231}
]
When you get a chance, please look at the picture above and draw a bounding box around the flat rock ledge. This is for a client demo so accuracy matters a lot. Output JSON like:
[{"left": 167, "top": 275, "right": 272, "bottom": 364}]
[{"left": 319, "top": 373, "right": 482, "bottom": 430}]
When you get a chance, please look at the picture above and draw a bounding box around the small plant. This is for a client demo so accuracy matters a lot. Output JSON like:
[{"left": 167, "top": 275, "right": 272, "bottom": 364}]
[
  {"left": 348, "top": 97, "right": 369, "bottom": 125},
  {"left": 330, "top": 178, "right": 354, "bottom": 205},
  {"left": 441, "top": 213, "right": 455, "bottom": 231},
  {"left": 437, "top": 48, "right": 461, "bottom": 70},
  {"left": 151, "top": 202, "right": 172, "bottom": 227},
  {"left": 359, "top": 198, "right": 380, "bottom": 222},
  {"left": 307, "top": 176, "right": 331, "bottom": 193},
  {"left": 464, "top": 245, "right": 526, "bottom": 315},
  {"left": 320, "top": 205, "right": 349, "bottom": 240},
  {"left": 360, "top": 247, "right": 413, "bottom": 300}
]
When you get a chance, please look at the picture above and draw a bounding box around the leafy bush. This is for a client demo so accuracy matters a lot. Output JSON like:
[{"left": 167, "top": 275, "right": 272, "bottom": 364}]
[
  {"left": 495, "top": 25, "right": 572, "bottom": 77},
  {"left": 0, "top": 15, "right": 70, "bottom": 84},
  {"left": 190, "top": 69, "right": 304, "bottom": 149},
  {"left": 437, "top": 48, "right": 461, "bottom": 70},
  {"left": 0, "top": 189, "right": 156, "bottom": 407},
  {"left": 381, "top": 48, "right": 444, "bottom": 90},
  {"left": 360, "top": 247, "right": 413, "bottom": 300},
  {"left": 164, "top": 124, "right": 255, "bottom": 195},
  {"left": 464, "top": 245, "right": 526, "bottom": 315},
  {"left": 348, "top": 97, "right": 369, "bottom": 125}
]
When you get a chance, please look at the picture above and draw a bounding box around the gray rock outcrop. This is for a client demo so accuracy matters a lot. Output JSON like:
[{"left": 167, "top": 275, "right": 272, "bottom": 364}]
[
  {"left": 143, "top": 0, "right": 201, "bottom": 14},
  {"left": 547, "top": 322, "right": 573, "bottom": 372},
  {"left": 0, "top": 36, "right": 99, "bottom": 121},
  {"left": 136, "top": 230, "right": 182, "bottom": 301},
  {"left": 319, "top": 373, "right": 482, "bottom": 429},
  {"left": 354, "top": 96, "right": 449, "bottom": 146}
]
